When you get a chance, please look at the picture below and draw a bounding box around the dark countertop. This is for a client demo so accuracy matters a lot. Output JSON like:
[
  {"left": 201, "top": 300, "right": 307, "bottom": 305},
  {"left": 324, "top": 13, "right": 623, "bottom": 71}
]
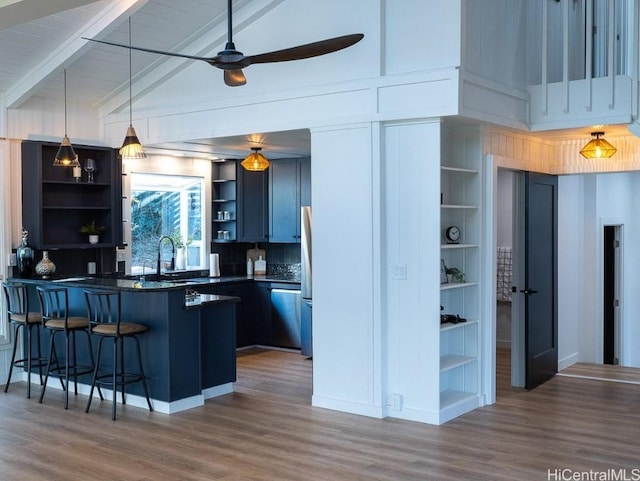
[
  {"left": 184, "top": 293, "right": 241, "bottom": 309},
  {"left": 11, "top": 273, "right": 301, "bottom": 292}
]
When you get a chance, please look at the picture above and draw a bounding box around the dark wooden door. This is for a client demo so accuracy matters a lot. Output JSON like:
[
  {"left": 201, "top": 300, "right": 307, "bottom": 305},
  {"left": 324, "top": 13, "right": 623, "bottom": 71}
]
[{"left": 524, "top": 172, "right": 558, "bottom": 390}]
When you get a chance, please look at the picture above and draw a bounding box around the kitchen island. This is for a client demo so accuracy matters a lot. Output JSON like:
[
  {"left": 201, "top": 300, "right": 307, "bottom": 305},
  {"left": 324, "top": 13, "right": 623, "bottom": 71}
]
[{"left": 17, "top": 277, "right": 240, "bottom": 414}]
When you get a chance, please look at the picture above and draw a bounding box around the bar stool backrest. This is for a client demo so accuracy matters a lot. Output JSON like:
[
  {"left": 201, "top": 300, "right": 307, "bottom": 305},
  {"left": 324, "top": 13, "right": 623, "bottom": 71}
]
[
  {"left": 36, "top": 286, "right": 70, "bottom": 326},
  {"left": 2, "top": 282, "right": 28, "bottom": 318},
  {"left": 84, "top": 289, "right": 122, "bottom": 335}
]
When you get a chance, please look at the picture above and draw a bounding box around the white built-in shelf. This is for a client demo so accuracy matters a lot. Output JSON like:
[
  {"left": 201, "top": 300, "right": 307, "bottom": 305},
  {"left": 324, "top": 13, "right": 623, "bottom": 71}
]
[
  {"left": 440, "top": 319, "right": 478, "bottom": 332},
  {"left": 441, "top": 204, "right": 478, "bottom": 210},
  {"left": 440, "top": 281, "right": 478, "bottom": 291},
  {"left": 441, "top": 243, "right": 478, "bottom": 250},
  {"left": 440, "top": 354, "right": 476, "bottom": 372},
  {"left": 440, "top": 390, "right": 477, "bottom": 409},
  {"left": 441, "top": 166, "right": 478, "bottom": 174}
]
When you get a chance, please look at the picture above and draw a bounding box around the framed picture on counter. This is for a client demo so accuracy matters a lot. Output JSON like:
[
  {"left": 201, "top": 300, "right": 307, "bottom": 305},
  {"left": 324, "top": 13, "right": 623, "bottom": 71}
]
[{"left": 440, "top": 259, "right": 449, "bottom": 284}]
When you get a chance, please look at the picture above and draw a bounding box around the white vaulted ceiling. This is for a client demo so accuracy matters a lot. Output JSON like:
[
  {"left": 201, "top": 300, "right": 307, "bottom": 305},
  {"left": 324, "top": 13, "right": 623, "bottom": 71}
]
[{"left": 0, "top": 0, "right": 311, "bottom": 158}]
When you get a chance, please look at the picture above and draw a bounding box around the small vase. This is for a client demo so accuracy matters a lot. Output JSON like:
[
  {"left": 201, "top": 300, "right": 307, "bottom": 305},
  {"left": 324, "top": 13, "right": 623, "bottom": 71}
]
[
  {"left": 35, "top": 251, "right": 56, "bottom": 279},
  {"left": 89, "top": 235, "right": 99, "bottom": 244},
  {"left": 175, "top": 248, "right": 186, "bottom": 271},
  {"left": 16, "top": 228, "right": 34, "bottom": 278}
]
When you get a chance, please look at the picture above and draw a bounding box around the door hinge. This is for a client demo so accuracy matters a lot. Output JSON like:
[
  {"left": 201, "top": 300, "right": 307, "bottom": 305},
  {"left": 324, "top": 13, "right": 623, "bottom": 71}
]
[{"left": 614, "top": 299, "right": 620, "bottom": 307}]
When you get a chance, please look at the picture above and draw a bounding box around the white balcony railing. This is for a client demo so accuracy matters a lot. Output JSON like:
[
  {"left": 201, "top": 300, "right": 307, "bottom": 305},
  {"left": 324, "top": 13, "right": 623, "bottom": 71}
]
[{"left": 528, "top": 0, "right": 636, "bottom": 131}]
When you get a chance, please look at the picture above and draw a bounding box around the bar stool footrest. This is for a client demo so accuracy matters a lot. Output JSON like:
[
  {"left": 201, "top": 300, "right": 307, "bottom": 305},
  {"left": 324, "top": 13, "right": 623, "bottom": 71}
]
[{"left": 95, "top": 372, "right": 145, "bottom": 388}]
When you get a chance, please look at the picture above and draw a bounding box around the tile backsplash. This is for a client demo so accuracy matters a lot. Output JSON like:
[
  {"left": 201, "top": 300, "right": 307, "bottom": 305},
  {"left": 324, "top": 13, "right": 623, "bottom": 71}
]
[{"left": 211, "top": 242, "right": 301, "bottom": 276}]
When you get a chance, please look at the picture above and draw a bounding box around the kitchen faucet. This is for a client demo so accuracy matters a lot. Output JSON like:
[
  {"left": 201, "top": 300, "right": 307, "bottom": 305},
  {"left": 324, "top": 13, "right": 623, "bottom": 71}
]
[{"left": 157, "top": 235, "right": 175, "bottom": 279}]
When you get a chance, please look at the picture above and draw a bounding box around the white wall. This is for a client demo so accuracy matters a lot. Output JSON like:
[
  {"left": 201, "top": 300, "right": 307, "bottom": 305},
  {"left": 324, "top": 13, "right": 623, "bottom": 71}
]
[
  {"left": 557, "top": 174, "right": 583, "bottom": 368},
  {"left": 496, "top": 169, "right": 513, "bottom": 349},
  {"left": 311, "top": 123, "right": 381, "bottom": 417},
  {"left": 382, "top": 120, "right": 441, "bottom": 423},
  {"left": 558, "top": 172, "right": 640, "bottom": 368},
  {"left": 7, "top": 96, "right": 103, "bottom": 145}
]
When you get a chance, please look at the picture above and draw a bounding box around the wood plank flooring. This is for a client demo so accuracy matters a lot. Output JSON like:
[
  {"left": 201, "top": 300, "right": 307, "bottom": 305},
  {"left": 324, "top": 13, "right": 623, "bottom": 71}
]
[
  {"left": 560, "top": 362, "right": 640, "bottom": 385},
  {"left": 0, "top": 348, "right": 639, "bottom": 481}
]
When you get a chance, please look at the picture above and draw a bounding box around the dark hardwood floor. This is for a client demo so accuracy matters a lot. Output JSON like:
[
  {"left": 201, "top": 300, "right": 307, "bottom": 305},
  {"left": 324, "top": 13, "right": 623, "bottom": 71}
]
[{"left": 1, "top": 347, "right": 639, "bottom": 480}]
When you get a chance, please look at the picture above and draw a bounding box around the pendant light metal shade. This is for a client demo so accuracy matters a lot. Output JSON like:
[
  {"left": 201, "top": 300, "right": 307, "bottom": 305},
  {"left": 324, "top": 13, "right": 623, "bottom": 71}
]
[
  {"left": 120, "top": 125, "right": 146, "bottom": 159},
  {"left": 120, "top": 17, "right": 146, "bottom": 160},
  {"left": 241, "top": 147, "right": 270, "bottom": 171},
  {"left": 54, "top": 69, "right": 80, "bottom": 167},
  {"left": 579, "top": 131, "right": 617, "bottom": 159},
  {"left": 53, "top": 135, "right": 79, "bottom": 166}
]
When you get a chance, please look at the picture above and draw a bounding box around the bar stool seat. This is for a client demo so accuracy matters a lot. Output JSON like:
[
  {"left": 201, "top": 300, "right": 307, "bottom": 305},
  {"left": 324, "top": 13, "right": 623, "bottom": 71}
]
[
  {"left": 2, "top": 281, "right": 46, "bottom": 398},
  {"left": 37, "top": 285, "right": 98, "bottom": 409},
  {"left": 84, "top": 289, "right": 153, "bottom": 420}
]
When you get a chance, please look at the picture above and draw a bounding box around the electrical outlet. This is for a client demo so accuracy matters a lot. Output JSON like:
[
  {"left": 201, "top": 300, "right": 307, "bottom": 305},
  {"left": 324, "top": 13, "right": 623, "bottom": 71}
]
[
  {"left": 391, "top": 393, "right": 403, "bottom": 410},
  {"left": 8, "top": 253, "right": 17, "bottom": 267}
]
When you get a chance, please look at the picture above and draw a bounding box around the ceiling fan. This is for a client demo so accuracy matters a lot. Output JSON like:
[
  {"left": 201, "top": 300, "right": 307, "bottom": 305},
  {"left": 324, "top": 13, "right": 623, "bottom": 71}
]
[{"left": 83, "top": 0, "right": 364, "bottom": 87}]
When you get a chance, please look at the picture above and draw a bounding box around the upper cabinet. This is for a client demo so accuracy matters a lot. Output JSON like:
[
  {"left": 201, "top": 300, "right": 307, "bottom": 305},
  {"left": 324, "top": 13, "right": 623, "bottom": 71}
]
[
  {"left": 269, "top": 157, "right": 311, "bottom": 243},
  {"left": 237, "top": 165, "right": 269, "bottom": 243},
  {"left": 21, "top": 141, "right": 121, "bottom": 249}
]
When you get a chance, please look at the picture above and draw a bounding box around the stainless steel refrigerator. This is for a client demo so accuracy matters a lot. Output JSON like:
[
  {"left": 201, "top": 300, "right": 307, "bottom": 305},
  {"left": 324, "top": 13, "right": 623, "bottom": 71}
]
[{"left": 300, "top": 206, "right": 313, "bottom": 357}]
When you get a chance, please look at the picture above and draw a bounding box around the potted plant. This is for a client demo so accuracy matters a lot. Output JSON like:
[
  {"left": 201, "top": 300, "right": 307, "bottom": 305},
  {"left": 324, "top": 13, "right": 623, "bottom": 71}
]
[
  {"left": 445, "top": 266, "right": 466, "bottom": 283},
  {"left": 80, "top": 220, "right": 106, "bottom": 244}
]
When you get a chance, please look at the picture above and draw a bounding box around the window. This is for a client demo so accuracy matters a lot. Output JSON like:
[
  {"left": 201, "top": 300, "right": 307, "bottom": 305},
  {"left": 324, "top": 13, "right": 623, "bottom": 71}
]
[{"left": 130, "top": 173, "right": 204, "bottom": 273}]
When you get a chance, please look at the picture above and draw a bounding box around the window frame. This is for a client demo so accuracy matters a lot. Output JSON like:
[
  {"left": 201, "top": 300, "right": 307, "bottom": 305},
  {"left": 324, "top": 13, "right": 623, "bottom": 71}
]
[{"left": 123, "top": 156, "right": 211, "bottom": 275}]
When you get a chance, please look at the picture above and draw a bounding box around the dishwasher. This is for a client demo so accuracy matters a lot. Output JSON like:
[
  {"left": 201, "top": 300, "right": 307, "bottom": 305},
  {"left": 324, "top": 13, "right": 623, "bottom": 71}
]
[{"left": 270, "top": 288, "right": 301, "bottom": 349}]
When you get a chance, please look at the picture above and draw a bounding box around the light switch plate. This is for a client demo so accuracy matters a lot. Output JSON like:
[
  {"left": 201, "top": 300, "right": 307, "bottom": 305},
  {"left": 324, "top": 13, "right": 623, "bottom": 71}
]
[
  {"left": 392, "top": 264, "right": 407, "bottom": 280},
  {"left": 8, "top": 253, "right": 16, "bottom": 267}
]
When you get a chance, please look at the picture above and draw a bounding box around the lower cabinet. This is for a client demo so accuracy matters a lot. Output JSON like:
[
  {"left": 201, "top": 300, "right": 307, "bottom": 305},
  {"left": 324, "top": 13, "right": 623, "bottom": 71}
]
[
  {"left": 252, "top": 282, "right": 272, "bottom": 345},
  {"left": 197, "top": 280, "right": 302, "bottom": 349},
  {"left": 198, "top": 282, "right": 253, "bottom": 348}
]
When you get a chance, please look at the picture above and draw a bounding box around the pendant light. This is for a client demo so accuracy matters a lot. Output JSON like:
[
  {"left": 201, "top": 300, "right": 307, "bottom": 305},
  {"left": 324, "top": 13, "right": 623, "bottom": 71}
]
[
  {"left": 241, "top": 147, "right": 270, "bottom": 171},
  {"left": 53, "top": 69, "right": 80, "bottom": 167},
  {"left": 579, "top": 131, "right": 617, "bottom": 159},
  {"left": 119, "top": 17, "right": 146, "bottom": 160}
]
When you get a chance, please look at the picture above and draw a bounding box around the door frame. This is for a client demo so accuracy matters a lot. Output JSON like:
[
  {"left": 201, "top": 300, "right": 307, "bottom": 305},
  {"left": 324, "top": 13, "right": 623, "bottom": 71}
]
[{"left": 597, "top": 219, "right": 624, "bottom": 365}]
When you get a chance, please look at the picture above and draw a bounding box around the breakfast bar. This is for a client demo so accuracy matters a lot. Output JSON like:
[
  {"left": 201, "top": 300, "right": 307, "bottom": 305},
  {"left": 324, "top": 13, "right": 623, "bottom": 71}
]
[{"left": 18, "top": 277, "right": 239, "bottom": 414}]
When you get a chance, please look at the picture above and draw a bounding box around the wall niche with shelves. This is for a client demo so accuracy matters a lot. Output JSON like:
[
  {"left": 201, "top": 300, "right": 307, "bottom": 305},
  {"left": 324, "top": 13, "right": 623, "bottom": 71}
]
[{"left": 439, "top": 126, "right": 483, "bottom": 423}]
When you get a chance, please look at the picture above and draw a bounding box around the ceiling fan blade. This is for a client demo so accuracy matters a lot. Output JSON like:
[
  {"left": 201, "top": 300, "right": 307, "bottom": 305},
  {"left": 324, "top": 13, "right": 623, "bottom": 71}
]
[
  {"left": 243, "top": 33, "right": 364, "bottom": 65},
  {"left": 224, "top": 70, "right": 246, "bottom": 87},
  {"left": 83, "top": 37, "right": 216, "bottom": 64}
]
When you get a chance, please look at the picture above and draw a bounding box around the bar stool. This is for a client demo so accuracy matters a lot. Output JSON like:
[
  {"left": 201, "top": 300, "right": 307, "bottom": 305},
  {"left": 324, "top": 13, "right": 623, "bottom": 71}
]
[
  {"left": 84, "top": 289, "right": 153, "bottom": 420},
  {"left": 2, "top": 281, "right": 45, "bottom": 398},
  {"left": 37, "top": 285, "right": 98, "bottom": 409}
]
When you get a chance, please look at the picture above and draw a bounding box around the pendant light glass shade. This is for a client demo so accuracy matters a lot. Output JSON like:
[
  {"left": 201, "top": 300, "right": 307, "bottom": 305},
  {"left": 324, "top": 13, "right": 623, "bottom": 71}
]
[
  {"left": 241, "top": 147, "right": 270, "bottom": 171},
  {"left": 54, "top": 69, "right": 79, "bottom": 167},
  {"left": 120, "top": 17, "right": 146, "bottom": 160},
  {"left": 579, "top": 131, "right": 617, "bottom": 159}
]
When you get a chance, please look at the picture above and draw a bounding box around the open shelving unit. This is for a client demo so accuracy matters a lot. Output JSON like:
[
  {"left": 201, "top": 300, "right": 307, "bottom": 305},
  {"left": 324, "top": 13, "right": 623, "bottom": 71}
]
[
  {"left": 439, "top": 127, "right": 482, "bottom": 423},
  {"left": 211, "top": 160, "right": 237, "bottom": 242},
  {"left": 21, "top": 140, "right": 121, "bottom": 249}
]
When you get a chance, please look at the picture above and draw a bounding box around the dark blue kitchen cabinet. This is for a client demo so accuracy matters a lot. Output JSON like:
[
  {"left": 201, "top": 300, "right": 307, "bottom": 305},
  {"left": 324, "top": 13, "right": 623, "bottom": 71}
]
[
  {"left": 252, "top": 282, "right": 273, "bottom": 345},
  {"left": 237, "top": 165, "right": 269, "bottom": 242},
  {"left": 197, "top": 281, "right": 253, "bottom": 348},
  {"left": 269, "top": 157, "right": 311, "bottom": 243}
]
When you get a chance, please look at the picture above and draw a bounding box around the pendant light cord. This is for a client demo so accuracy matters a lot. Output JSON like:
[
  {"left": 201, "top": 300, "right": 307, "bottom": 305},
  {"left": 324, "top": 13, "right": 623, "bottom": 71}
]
[
  {"left": 128, "top": 17, "right": 133, "bottom": 127},
  {"left": 63, "top": 68, "right": 68, "bottom": 136}
]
